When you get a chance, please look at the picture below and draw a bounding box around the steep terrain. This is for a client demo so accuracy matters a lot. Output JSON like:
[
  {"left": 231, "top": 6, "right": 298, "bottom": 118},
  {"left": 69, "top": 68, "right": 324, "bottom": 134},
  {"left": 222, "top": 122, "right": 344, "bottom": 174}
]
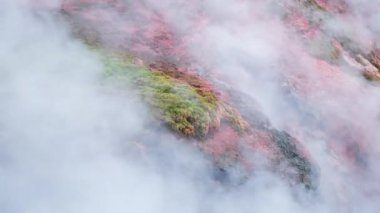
[
  {"left": 53, "top": 0, "right": 380, "bottom": 188},
  {"left": 9, "top": 0, "right": 380, "bottom": 210},
  {"left": 59, "top": 0, "right": 326, "bottom": 189}
]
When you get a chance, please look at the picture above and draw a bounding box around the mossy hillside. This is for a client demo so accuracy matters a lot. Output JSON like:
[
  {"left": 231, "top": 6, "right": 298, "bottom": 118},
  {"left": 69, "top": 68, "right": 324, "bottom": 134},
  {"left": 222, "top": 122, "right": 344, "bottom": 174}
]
[{"left": 102, "top": 53, "right": 221, "bottom": 138}]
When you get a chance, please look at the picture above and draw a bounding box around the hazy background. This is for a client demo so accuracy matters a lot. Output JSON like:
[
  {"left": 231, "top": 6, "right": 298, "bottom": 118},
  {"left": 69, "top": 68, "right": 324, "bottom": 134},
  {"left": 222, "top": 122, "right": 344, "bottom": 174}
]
[{"left": 0, "top": 0, "right": 379, "bottom": 212}]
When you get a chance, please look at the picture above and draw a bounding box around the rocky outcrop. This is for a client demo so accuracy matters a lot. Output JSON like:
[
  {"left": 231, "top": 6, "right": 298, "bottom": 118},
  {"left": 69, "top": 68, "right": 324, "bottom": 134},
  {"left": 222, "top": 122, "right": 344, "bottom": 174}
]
[{"left": 54, "top": 0, "right": 380, "bottom": 189}]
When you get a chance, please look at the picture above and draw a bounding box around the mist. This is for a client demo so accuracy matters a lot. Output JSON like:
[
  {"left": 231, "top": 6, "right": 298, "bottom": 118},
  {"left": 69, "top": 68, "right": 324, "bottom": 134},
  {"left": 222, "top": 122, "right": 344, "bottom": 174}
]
[{"left": 1, "top": 0, "right": 380, "bottom": 212}]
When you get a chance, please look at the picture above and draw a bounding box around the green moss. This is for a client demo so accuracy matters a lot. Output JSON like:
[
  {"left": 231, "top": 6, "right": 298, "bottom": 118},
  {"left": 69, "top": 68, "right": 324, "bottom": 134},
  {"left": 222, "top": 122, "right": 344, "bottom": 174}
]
[
  {"left": 102, "top": 53, "right": 219, "bottom": 138},
  {"left": 220, "top": 103, "right": 249, "bottom": 133}
]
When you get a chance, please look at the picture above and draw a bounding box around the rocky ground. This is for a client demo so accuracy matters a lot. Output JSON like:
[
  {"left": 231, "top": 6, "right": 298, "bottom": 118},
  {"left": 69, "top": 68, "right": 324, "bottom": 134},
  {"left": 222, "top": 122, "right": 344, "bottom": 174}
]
[
  {"left": 19, "top": 0, "right": 380, "bottom": 205},
  {"left": 49, "top": 0, "right": 380, "bottom": 189}
]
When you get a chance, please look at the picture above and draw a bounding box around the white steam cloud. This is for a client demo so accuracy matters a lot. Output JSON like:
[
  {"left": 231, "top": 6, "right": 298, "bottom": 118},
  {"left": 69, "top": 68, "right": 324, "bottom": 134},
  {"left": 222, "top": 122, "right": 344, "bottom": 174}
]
[{"left": 1, "top": 0, "right": 380, "bottom": 212}]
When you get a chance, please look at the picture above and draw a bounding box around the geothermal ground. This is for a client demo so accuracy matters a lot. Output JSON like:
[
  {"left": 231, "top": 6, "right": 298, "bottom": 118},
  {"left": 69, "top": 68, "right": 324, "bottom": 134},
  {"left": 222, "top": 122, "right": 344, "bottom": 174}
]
[{"left": 1, "top": 0, "right": 380, "bottom": 212}]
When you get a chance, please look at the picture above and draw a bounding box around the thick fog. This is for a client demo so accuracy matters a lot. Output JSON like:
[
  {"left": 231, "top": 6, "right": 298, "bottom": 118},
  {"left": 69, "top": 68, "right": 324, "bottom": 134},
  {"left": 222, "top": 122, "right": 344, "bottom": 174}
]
[{"left": 0, "top": 0, "right": 379, "bottom": 212}]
